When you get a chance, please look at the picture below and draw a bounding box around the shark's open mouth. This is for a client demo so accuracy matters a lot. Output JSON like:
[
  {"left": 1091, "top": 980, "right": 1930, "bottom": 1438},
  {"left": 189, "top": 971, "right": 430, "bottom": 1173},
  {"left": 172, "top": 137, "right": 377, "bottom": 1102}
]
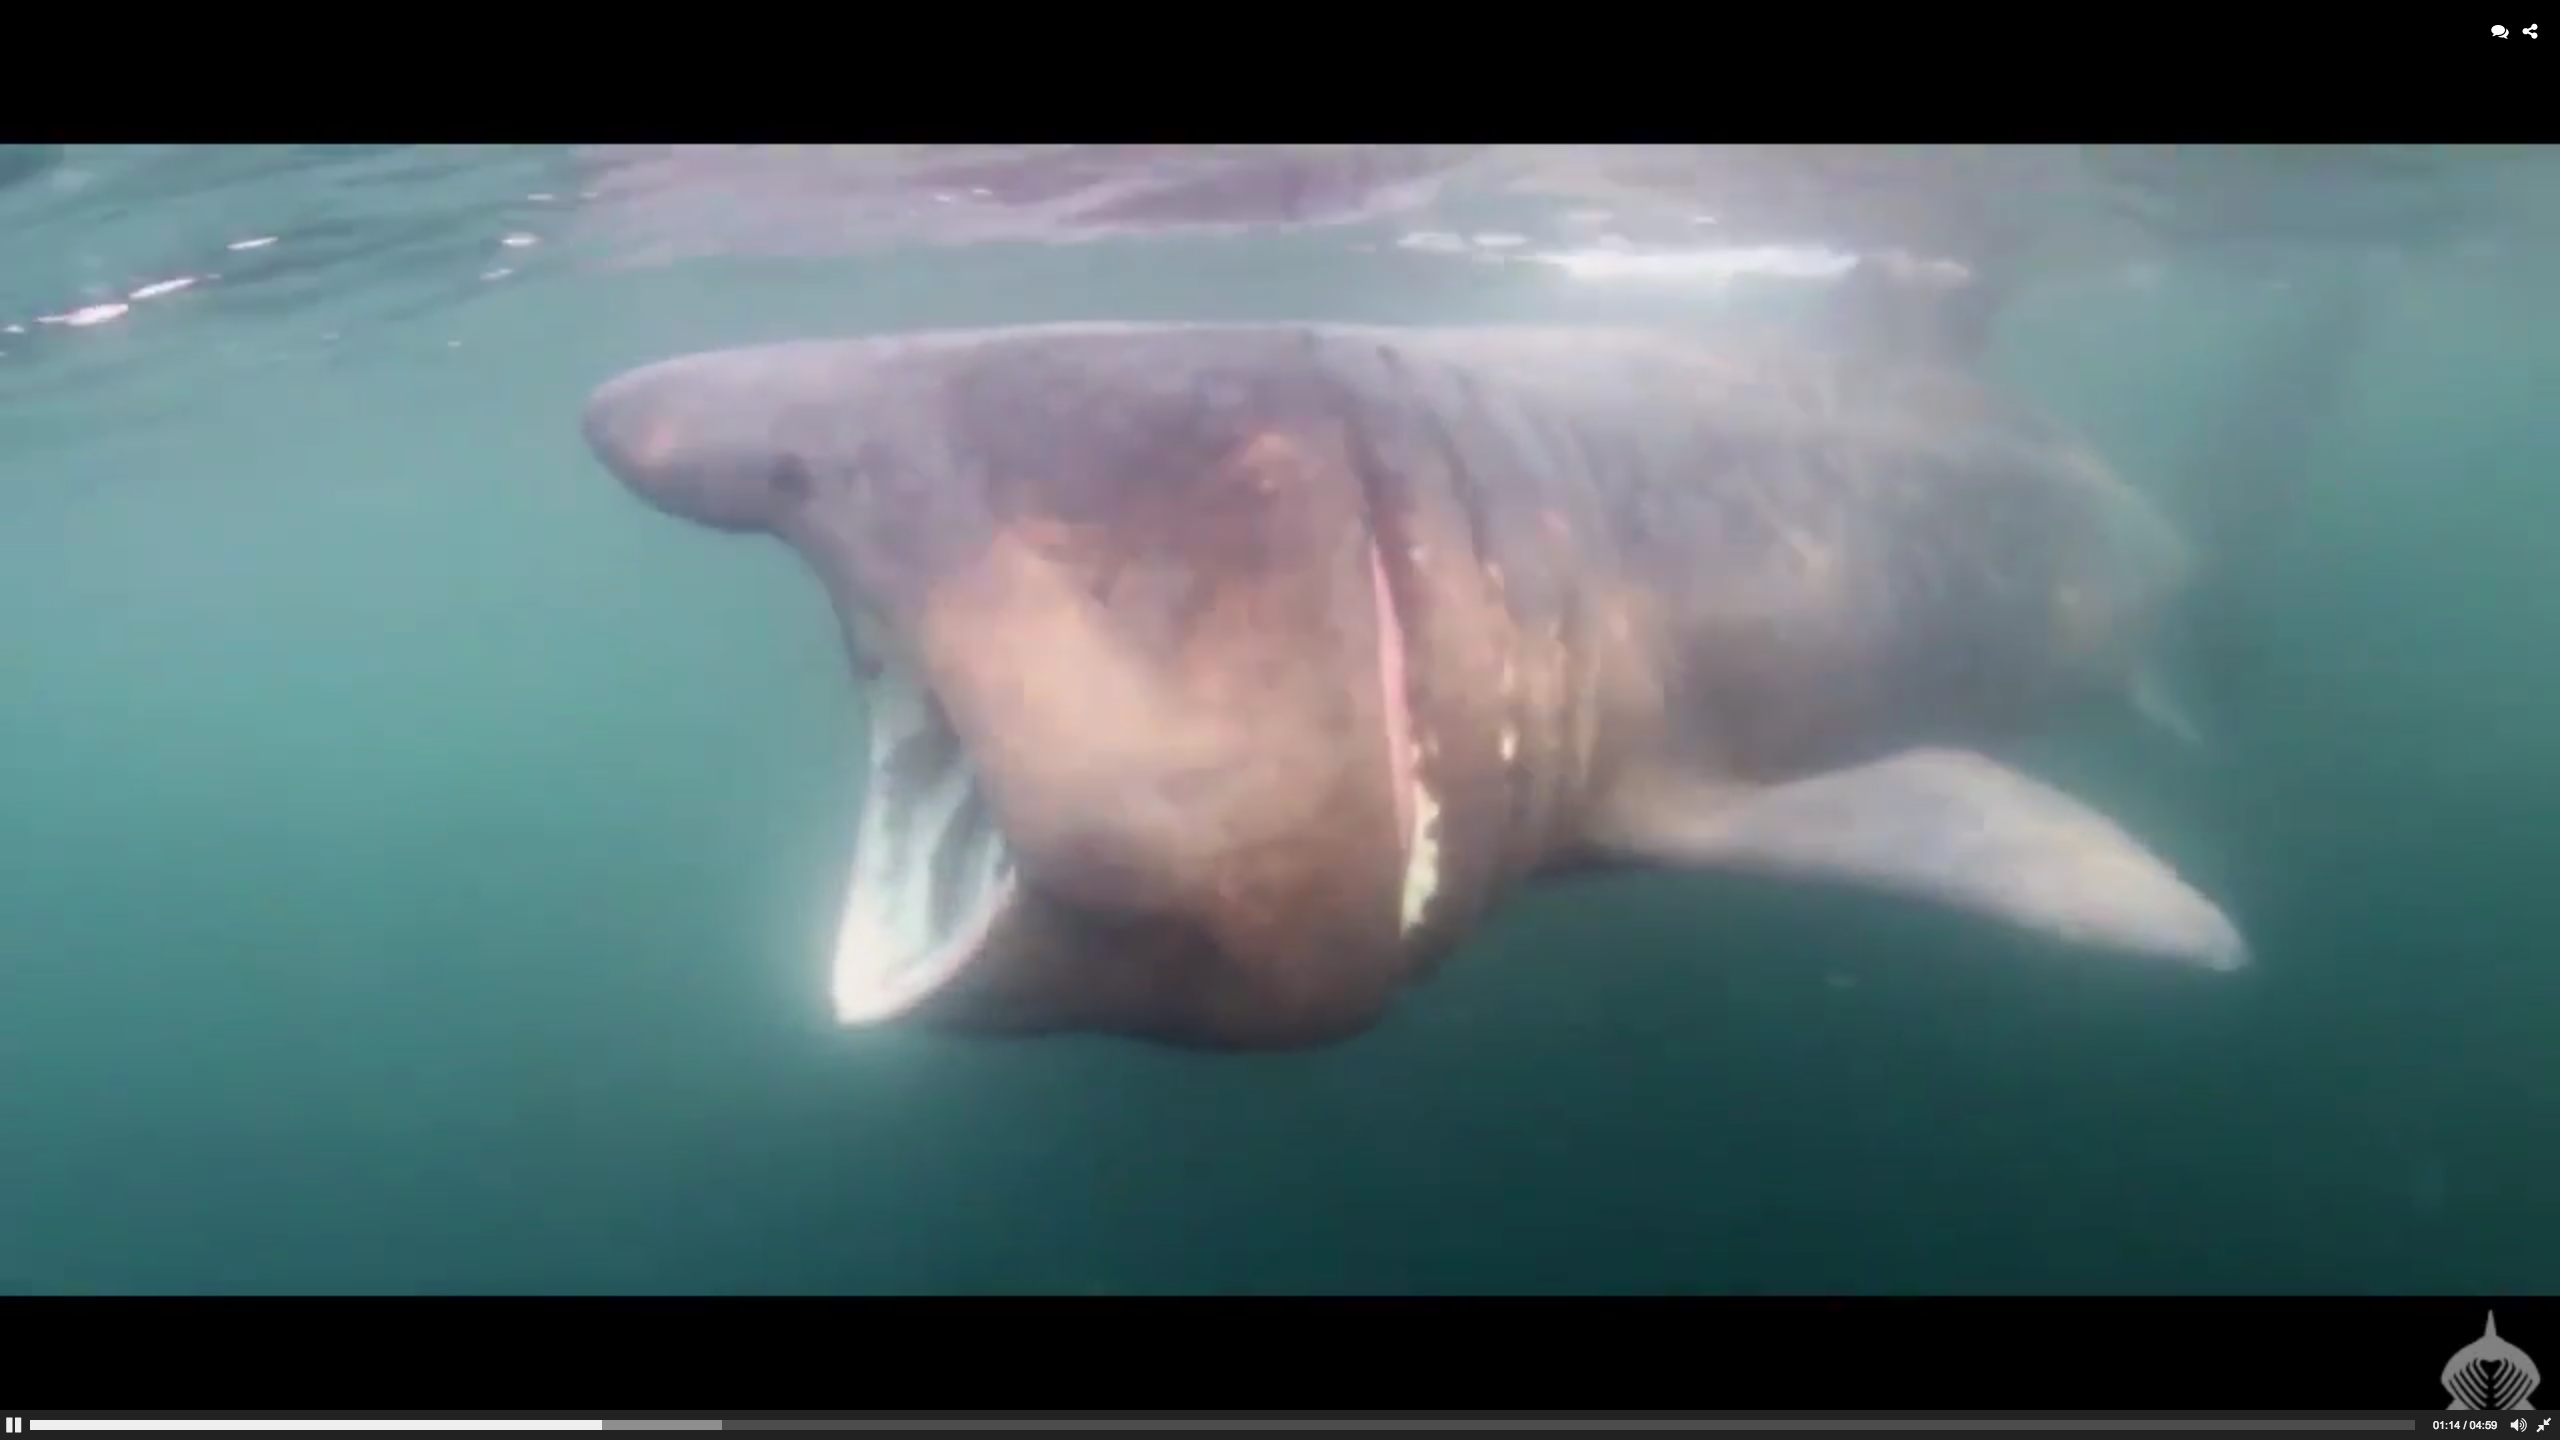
[
  {"left": 830, "top": 640, "right": 1019, "bottom": 1026},
  {"left": 825, "top": 535, "right": 1423, "bottom": 1029}
]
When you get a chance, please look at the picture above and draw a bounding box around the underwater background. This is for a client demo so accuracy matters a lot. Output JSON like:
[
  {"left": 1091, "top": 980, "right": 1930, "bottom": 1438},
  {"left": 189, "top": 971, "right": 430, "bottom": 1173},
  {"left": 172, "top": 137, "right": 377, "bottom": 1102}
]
[{"left": 1, "top": 145, "right": 2553, "bottom": 1295}]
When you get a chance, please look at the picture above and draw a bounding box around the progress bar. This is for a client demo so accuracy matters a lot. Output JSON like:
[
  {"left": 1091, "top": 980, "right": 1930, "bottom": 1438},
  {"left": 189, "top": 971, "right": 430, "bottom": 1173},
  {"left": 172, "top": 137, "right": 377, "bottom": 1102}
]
[{"left": 0, "top": 1420, "right": 2457, "bottom": 1432}]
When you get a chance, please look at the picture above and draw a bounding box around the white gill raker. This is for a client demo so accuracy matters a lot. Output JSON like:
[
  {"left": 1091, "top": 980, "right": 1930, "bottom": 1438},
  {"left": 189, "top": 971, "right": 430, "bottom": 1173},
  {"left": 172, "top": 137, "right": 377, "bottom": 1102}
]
[
  {"left": 1398, "top": 766, "right": 1443, "bottom": 937},
  {"left": 1367, "top": 535, "right": 1439, "bottom": 938}
]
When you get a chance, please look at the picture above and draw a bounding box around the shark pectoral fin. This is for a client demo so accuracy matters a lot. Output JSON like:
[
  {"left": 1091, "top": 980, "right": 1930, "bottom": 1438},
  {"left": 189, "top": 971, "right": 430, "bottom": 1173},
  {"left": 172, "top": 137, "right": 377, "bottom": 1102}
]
[{"left": 1588, "top": 748, "right": 2248, "bottom": 971}]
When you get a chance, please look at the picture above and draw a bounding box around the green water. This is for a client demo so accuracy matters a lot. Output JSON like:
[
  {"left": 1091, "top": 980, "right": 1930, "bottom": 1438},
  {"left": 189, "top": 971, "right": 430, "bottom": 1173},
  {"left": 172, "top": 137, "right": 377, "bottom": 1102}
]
[{"left": 2, "top": 185, "right": 2555, "bottom": 1295}]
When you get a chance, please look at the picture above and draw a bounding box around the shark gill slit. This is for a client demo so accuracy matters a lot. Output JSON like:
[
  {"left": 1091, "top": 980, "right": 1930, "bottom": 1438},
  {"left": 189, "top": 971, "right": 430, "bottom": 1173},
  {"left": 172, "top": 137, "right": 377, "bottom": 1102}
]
[{"left": 1410, "top": 370, "right": 1534, "bottom": 855}]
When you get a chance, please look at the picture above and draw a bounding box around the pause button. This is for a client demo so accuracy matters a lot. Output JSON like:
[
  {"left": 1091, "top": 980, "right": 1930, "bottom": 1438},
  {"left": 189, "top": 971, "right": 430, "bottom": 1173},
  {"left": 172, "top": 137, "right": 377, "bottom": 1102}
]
[{"left": 5, "top": 1417, "right": 21, "bottom": 1433}]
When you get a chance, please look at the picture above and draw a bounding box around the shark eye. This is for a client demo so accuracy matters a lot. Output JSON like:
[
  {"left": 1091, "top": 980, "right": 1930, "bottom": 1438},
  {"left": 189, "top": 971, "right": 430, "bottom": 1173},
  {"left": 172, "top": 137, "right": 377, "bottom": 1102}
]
[{"left": 769, "top": 452, "right": 816, "bottom": 502}]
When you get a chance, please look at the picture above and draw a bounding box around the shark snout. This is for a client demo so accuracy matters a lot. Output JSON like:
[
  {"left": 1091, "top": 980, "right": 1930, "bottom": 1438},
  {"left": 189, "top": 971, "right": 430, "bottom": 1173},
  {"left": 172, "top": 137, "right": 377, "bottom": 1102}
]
[
  {"left": 580, "top": 367, "right": 679, "bottom": 482},
  {"left": 581, "top": 356, "right": 795, "bottom": 534}
]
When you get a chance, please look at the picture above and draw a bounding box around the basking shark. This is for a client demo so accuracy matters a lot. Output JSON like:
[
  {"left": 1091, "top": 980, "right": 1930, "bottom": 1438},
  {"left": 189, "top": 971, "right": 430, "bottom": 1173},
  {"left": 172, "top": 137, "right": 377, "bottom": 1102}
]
[{"left": 581, "top": 278, "right": 2290, "bottom": 1050}]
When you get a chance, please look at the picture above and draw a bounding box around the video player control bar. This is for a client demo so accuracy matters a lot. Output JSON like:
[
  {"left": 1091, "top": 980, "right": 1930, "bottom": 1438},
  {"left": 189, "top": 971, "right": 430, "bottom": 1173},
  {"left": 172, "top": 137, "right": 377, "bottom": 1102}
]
[{"left": 0, "top": 1419, "right": 2471, "bottom": 1431}]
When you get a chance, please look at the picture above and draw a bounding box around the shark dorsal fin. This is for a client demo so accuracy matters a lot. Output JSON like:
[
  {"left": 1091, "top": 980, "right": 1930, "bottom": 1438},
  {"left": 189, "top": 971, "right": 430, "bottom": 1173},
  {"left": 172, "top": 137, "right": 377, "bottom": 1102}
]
[{"left": 1817, "top": 252, "right": 2010, "bottom": 368}]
